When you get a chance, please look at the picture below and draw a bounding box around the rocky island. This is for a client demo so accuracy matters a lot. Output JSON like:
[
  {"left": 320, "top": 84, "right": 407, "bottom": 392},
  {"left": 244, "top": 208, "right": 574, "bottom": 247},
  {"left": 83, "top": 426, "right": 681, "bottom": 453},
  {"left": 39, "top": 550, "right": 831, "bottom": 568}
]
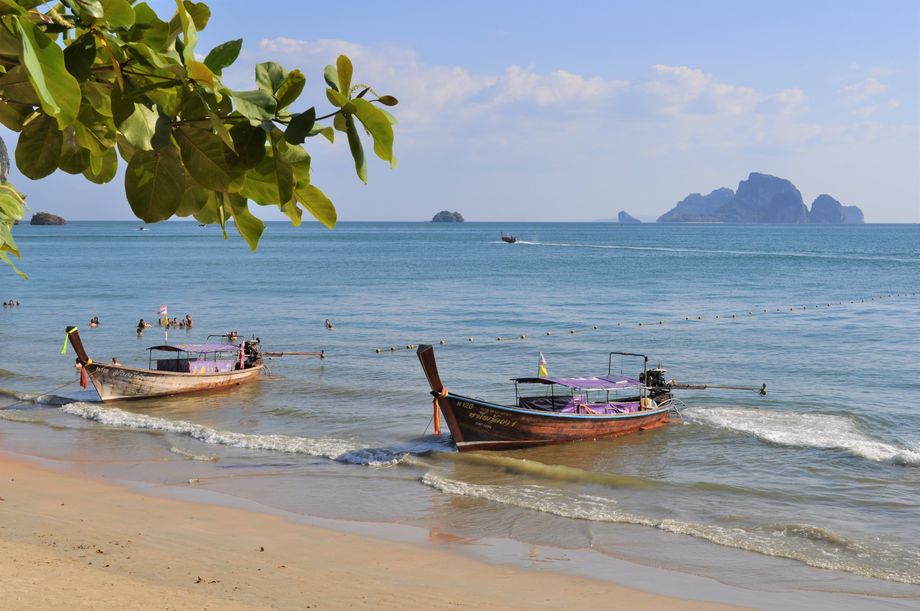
[
  {"left": 431, "top": 210, "right": 464, "bottom": 222},
  {"left": 30, "top": 212, "right": 66, "bottom": 225},
  {"left": 617, "top": 211, "right": 641, "bottom": 224},
  {"left": 657, "top": 173, "right": 864, "bottom": 224}
]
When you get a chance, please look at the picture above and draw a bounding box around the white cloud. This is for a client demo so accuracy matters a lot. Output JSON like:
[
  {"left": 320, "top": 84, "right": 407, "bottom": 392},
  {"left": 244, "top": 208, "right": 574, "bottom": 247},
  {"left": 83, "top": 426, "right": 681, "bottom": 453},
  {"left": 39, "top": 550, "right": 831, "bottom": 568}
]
[
  {"left": 253, "top": 38, "right": 810, "bottom": 128},
  {"left": 840, "top": 77, "right": 888, "bottom": 103},
  {"left": 838, "top": 77, "right": 899, "bottom": 118},
  {"left": 639, "top": 64, "right": 807, "bottom": 117},
  {"left": 490, "top": 66, "right": 624, "bottom": 106},
  {"left": 258, "top": 37, "right": 495, "bottom": 123}
]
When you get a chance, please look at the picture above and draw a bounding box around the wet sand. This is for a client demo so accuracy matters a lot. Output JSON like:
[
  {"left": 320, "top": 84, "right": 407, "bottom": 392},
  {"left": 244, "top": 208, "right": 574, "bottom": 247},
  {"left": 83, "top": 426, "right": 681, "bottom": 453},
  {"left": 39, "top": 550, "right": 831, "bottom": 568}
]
[{"left": 0, "top": 453, "right": 740, "bottom": 610}]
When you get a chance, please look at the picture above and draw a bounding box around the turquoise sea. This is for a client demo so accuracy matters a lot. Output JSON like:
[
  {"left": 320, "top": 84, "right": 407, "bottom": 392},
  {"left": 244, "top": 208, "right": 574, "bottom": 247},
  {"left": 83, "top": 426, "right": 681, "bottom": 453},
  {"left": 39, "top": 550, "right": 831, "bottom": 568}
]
[{"left": 1, "top": 221, "right": 919, "bottom": 606}]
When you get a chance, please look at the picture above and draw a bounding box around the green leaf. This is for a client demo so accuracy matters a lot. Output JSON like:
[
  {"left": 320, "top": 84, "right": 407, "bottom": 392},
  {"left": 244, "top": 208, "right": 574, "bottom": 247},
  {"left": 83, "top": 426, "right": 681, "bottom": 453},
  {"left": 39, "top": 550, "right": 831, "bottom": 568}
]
[
  {"left": 226, "top": 193, "right": 264, "bottom": 250},
  {"left": 203, "top": 38, "right": 241, "bottom": 75},
  {"left": 125, "top": 146, "right": 185, "bottom": 222},
  {"left": 291, "top": 153, "right": 311, "bottom": 188},
  {"left": 0, "top": 251, "right": 27, "bottom": 279},
  {"left": 128, "top": 4, "right": 169, "bottom": 50},
  {"left": 174, "top": 125, "right": 234, "bottom": 191},
  {"left": 15, "top": 113, "right": 62, "bottom": 179},
  {"left": 82, "top": 146, "right": 117, "bottom": 183},
  {"left": 0, "top": 101, "right": 31, "bottom": 132},
  {"left": 293, "top": 183, "right": 336, "bottom": 228},
  {"left": 81, "top": 82, "right": 113, "bottom": 118},
  {"left": 175, "top": 180, "right": 208, "bottom": 216},
  {"left": 109, "top": 84, "right": 134, "bottom": 126},
  {"left": 174, "top": 0, "right": 197, "bottom": 63},
  {"left": 269, "top": 131, "right": 293, "bottom": 203},
  {"left": 377, "top": 95, "right": 399, "bottom": 106},
  {"left": 63, "top": 34, "right": 96, "bottom": 82},
  {"left": 279, "top": 201, "right": 302, "bottom": 226},
  {"left": 118, "top": 103, "right": 158, "bottom": 151},
  {"left": 0, "top": 184, "right": 25, "bottom": 220},
  {"left": 238, "top": 155, "right": 280, "bottom": 205},
  {"left": 274, "top": 69, "right": 305, "bottom": 109},
  {"left": 59, "top": 129, "right": 90, "bottom": 174},
  {"left": 0, "top": 66, "right": 40, "bottom": 107},
  {"left": 209, "top": 112, "right": 235, "bottom": 151},
  {"left": 192, "top": 191, "right": 221, "bottom": 224},
  {"left": 14, "top": 17, "right": 82, "bottom": 128},
  {"left": 323, "top": 64, "right": 339, "bottom": 92},
  {"left": 150, "top": 110, "right": 172, "bottom": 151},
  {"left": 0, "top": 221, "right": 19, "bottom": 256},
  {"left": 187, "top": 60, "right": 215, "bottom": 89},
  {"left": 182, "top": 0, "right": 210, "bottom": 30},
  {"left": 115, "top": 134, "right": 136, "bottom": 163},
  {"left": 73, "top": 119, "right": 112, "bottom": 159},
  {"left": 255, "top": 61, "right": 285, "bottom": 95},
  {"left": 283, "top": 107, "right": 315, "bottom": 145},
  {"left": 344, "top": 115, "right": 366, "bottom": 183},
  {"left": 326, "top": 88, "right": 355, "bottom": 113},
  {"left": 352, "top": 98, "right": 395, "bottom": 167},
  {"left": 99, "top": 0, "right": 135, "bottom": 28},
  {"left": 336, "top": 55, "right": 353, "bottom": 97},
  {"left": 308, "top": 125, "right": 335, "bottom": 143},
  {"left": 230, "top": 90, "right": 276, "bottom": 122},
  {"left": 228, "top": 122, "right": 266, "bottom": 169},
  {"left": 66, "top": 0, "right": 104, "bottom": 19}
]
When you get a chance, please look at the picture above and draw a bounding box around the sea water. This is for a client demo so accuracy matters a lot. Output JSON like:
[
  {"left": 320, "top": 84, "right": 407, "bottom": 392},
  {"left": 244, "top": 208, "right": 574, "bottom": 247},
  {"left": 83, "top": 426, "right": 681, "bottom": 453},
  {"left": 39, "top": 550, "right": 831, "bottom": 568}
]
[{"left": 1, "top": 221, "right": 918, "bottom": 602}]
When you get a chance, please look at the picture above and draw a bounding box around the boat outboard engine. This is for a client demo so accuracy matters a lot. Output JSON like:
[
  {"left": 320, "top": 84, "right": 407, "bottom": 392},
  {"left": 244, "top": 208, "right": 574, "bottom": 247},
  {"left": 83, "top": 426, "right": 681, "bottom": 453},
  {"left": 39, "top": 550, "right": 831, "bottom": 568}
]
[
  {"left": 244, "top": 337, "right": 263, "bottom": 366},
  {"left": 640, "top": 368, "right": 668, "bottom": 390}
]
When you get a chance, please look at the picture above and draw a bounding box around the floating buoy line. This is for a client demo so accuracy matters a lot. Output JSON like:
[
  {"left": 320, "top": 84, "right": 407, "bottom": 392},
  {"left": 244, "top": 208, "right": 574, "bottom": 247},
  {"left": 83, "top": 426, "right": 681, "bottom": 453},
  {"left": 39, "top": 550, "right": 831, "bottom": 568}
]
[{"left": 372, "top": 292, "right": 918, "bottom": 354}]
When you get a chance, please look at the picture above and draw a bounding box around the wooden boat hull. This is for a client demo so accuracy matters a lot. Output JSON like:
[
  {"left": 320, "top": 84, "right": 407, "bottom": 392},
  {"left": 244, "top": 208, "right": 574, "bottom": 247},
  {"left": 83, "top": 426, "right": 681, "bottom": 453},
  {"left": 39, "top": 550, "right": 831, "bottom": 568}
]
[
  {"left": 84, "top": 363, "right": 263, "bottom": 402},
  {"left": 437, "top": 393, "right": 672, "bottom": 452}
]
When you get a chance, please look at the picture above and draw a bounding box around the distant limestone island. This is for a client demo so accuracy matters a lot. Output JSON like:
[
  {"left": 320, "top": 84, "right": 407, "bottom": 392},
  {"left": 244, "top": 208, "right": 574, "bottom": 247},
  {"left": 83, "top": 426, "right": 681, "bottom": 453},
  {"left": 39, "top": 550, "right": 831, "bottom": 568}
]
[
  {"left": 431, "top": 210, "right": 464, "bottom": 222},
  {"left": 619, "top": 173, "right": 864, "bottom": 224},
  {"left": 30, "top": 212, "right": 66, "bottom": 225},
  {"left": 617, "top": 211, "right": 641, "bottom": 224}
]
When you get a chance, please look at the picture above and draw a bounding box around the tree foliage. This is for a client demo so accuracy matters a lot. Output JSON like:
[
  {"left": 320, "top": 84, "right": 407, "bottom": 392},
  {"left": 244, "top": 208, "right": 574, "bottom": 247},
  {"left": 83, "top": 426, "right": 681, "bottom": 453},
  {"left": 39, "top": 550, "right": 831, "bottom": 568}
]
[{"left": 0, "top": 0, "right": 398, "bottom": 277}]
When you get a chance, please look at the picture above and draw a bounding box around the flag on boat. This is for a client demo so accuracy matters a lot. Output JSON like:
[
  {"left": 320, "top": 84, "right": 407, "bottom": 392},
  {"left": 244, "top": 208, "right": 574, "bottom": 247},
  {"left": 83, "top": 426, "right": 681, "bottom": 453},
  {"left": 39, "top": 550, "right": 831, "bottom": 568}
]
[
  {"left": 158, "top": 305, "right": 167, "bottom": 317},
  {"left": 538, "top": 352, "right": 548, "bottom": 377}
]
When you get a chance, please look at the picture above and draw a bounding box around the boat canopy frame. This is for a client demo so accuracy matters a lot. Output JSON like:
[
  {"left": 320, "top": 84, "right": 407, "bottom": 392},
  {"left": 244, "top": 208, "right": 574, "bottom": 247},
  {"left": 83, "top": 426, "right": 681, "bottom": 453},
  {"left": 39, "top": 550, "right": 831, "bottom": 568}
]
[
  {"left": 146, "top": 343, "right": 241, "bottom": 368},
  {"left": 512, "top": 351, "right": 652, "bottom": 408}
]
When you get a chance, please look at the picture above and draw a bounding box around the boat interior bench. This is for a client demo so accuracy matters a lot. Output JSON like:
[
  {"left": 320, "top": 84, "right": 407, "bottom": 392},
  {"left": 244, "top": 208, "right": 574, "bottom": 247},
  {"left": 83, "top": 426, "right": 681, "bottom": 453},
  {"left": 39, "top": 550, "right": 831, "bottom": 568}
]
[{"left": 156, "top": 358, "right": 236, "bottom": 373}]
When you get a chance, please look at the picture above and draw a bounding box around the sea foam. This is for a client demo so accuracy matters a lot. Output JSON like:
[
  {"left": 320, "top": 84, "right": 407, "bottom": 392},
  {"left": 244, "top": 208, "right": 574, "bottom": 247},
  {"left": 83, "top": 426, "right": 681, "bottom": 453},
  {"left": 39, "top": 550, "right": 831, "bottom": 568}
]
[
  {"left": 685, "top": 407, "right": 920, "bottom": 466},
  {"left": 421, "top": 471, "right": 920, "bottom": 584},
  {"left": 61, "top": 402, "right": 445, "bottom": 467}
]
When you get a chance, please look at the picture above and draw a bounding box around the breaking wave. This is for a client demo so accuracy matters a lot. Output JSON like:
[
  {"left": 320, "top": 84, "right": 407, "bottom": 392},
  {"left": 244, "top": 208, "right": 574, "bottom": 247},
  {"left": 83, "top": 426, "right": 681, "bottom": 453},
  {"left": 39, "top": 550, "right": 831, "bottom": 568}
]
[
  {"left": 0, "top": 388, "right": 74, "bottom": 407},
  {"left": 62, "top": 402, "right": 448, "bottom": 467},
  {"left": 685, "top": 407, "right": 920, "bottom": 466},
  {"left": 421, "top": 472, "right": 920, "bottom": 584}
]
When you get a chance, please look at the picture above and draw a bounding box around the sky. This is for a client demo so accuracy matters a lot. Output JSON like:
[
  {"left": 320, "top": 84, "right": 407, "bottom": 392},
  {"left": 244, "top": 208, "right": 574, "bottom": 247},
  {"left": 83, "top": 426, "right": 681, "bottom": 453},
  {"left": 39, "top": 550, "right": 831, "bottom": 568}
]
[{"left": 4, "top": 0, "right": 919, "bottom": 222}]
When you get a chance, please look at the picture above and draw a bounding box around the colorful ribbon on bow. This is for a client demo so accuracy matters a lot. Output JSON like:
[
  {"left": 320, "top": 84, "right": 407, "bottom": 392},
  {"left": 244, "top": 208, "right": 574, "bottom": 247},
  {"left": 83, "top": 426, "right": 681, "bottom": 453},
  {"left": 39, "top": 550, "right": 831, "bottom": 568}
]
[
  {"left": 433, "top": 386, "right": 447, "bottom": 436},
  {"left": 60, "top": 327, "right": 77, "bottom": 355}
]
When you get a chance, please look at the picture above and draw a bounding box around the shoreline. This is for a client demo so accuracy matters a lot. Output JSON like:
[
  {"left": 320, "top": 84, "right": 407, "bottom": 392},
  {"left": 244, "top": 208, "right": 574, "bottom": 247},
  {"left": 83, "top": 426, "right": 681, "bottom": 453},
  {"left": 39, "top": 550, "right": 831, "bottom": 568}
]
[{"left": 0, "top": 450, "right": 744, "bottom": 610}]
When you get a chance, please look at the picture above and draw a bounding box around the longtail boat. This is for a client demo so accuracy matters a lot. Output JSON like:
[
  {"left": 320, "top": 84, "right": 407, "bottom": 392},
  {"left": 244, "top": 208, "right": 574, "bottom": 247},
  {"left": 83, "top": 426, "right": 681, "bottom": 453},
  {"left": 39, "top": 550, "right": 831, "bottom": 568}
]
[
  {"left": 500, "top": 232, "right": 518, "bottom": 243},
  {"left": 417, "top": 345, "right": 684, "bottom": 451},
  {"left": 65, "top": 326, "right": 264, "bottom": 402}
]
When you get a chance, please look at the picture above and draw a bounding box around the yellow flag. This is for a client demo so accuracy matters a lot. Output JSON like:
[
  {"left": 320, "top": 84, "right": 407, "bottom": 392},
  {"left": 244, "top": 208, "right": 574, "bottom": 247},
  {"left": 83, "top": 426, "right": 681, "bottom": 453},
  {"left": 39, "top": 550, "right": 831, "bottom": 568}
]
[{"left": 538, "top": 352, "right": 548, "bottom": 377}]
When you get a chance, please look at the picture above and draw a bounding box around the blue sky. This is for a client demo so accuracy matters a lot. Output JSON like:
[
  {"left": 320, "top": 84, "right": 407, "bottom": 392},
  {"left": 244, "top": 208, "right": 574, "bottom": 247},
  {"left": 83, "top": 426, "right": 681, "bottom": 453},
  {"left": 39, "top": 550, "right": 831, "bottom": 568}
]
[{"left": 5, "top": 0, "right": 919, "bottom": 221}]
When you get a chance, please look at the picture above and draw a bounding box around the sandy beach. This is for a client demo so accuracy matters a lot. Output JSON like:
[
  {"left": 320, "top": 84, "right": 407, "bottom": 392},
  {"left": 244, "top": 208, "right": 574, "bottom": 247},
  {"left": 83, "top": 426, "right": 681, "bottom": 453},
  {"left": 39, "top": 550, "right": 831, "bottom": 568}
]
[{"left": 0, "top": 453, "right": 739, "bottom": 610}]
